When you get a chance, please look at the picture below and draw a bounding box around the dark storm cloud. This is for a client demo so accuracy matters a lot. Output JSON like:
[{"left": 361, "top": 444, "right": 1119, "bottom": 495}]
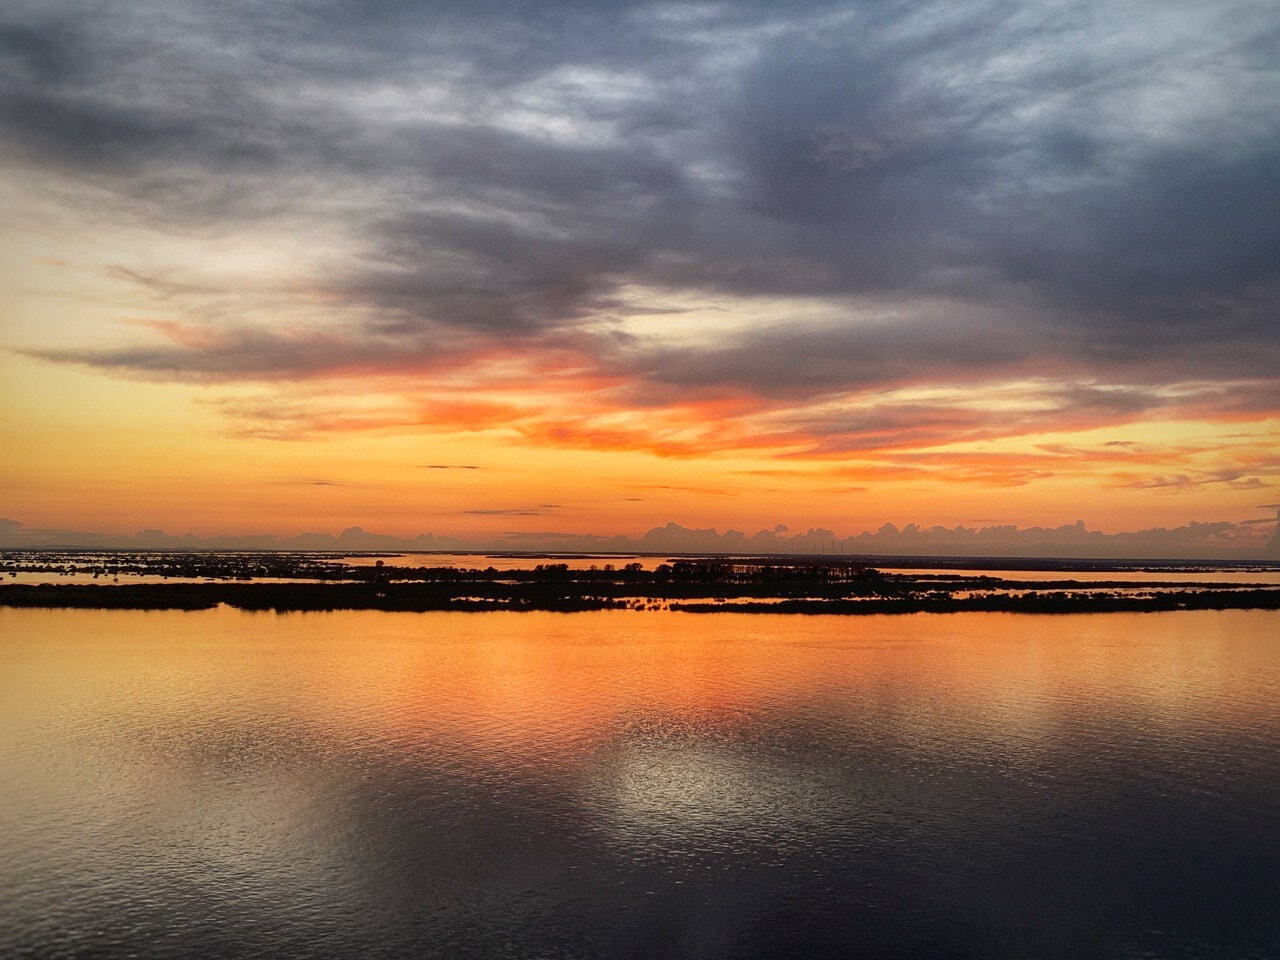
[{"left": 4, "top": 0, "right": 1279, "bottom": 396}]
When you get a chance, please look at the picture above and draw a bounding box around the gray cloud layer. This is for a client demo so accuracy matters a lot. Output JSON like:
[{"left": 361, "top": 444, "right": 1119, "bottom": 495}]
[{"left": 3, "top": 0, "right": 1279, "bottom": 402}]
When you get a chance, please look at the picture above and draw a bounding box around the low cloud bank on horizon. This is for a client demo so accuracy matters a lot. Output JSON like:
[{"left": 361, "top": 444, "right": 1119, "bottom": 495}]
[{"left": 3, "top": 516, "right": 1277, "bottom": 562}]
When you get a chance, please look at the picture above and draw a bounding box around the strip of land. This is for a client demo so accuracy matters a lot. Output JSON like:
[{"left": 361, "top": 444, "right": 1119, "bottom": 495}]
[{"left": 2, "top": 568, "right": 1278, "bottom": 615}]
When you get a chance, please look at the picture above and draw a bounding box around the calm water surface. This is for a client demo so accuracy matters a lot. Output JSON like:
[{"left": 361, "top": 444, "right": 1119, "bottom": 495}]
[{"left": 1, "top": 608, "right": 1277, "bottom": 959}]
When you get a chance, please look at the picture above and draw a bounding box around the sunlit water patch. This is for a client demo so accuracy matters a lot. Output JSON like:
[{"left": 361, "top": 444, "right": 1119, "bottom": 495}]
[{"left": 1, "top": 608, "right": 1277, "bottom": 959}]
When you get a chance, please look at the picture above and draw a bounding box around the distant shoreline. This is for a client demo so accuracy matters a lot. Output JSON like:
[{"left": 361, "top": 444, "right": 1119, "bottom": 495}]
[
  {"left": 3, "top": 547, "right": 1278, "bottom": 574},
  {"left": 5, "top": 553, "right": 1279, "bottom": 615},
  {"left": 3, "top": 581, "right": 1279, "bottom": 615}
]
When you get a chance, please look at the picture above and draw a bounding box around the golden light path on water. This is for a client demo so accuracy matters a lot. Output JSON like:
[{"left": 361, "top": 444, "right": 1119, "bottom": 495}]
[{"left": 1, "top": 607, "right": 1277, "bottom": 958}]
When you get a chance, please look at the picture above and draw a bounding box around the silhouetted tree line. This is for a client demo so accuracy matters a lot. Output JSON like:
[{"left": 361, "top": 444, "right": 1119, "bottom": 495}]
[{"left": 2, "top": 580, "right": 1278, "bottom": 616}]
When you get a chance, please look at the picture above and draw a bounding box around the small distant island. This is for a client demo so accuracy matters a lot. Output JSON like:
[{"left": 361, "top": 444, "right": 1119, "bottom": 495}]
[{"left": 2, "top": 552, "right": 1279, "bottom": 615}]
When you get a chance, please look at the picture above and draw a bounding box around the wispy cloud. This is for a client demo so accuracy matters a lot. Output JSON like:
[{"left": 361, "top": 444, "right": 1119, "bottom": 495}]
[
  {"left": 462, "top": 505, "right": 562, "bottom": 517},
  {"left": 270, "top": 478, "right": 359, "bottom": 488},
  {"left": 1114, "top": 472, "right": 1270, "bottom": 492}
]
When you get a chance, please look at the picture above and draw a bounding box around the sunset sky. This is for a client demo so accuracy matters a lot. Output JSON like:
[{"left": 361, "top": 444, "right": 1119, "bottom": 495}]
[{"left": 2, "top": 0, "right": 1278, "bottom": 548}]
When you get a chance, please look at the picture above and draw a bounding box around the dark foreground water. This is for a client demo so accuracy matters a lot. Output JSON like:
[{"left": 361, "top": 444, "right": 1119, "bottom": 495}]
[{"left": 1, "top": 608, "right": 1277, "bottom": 960}]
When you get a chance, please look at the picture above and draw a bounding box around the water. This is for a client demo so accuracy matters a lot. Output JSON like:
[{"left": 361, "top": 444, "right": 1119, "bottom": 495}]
[
  {"left": 338, "top": 552, "right": 676, "bottom": 571},
  {"left": 882, "top": 567, "right": 1280, "bottom": 585},
  {"left": 1, "top": 608, "right": 1277, "bottom": 959}
]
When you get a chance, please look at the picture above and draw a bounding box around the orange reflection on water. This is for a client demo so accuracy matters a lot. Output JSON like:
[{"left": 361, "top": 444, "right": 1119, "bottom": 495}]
[
  {"left": 3, "top": 604, "right": 1279, "bottom": 960},
  {"left": 4, "top": 607, "right": 1277, "bottom": 765}
]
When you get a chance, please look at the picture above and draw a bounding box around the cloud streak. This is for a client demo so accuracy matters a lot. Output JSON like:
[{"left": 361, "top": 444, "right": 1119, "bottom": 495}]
[{"left": 3, "top": 0, "right": 1278, "bottom": 490}]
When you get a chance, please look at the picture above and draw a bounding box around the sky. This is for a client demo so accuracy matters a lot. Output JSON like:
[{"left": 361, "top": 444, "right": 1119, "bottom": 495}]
[{"left": 1, "top": 0, "right": 1278, "bottom": 555}]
